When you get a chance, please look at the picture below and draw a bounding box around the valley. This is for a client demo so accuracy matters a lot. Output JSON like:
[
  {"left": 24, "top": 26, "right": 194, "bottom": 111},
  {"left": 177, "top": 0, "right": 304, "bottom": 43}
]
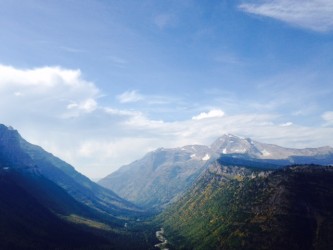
[{"left": 1, "top": 124, "right": 333, "bottom": 249}]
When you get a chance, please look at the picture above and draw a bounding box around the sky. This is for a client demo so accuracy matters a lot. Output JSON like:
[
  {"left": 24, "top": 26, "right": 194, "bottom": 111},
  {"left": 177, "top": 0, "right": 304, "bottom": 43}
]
[{"left": 1, "top": 0, "right": 333, "bottom": 179}]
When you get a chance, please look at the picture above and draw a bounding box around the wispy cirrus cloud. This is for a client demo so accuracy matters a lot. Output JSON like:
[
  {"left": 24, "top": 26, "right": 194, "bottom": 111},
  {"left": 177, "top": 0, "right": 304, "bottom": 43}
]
[
  {"left": 239, "top": 0, "right": 333, "bottom": 32},
  {"left": 104, "top": 107, "right": 141, "bottom": 117},
  {"left": 322, "top": 111, "right": 333, "bottom": 126},
  {"left": 67, "top": 99, "right": 97, "bottom": 113},
  {"left": 116, "top": 90, "right": 144, "bottom": 103},
  {"left": 280, "top": 122, "right": 293, "bottom": 127},
  {"left": 108, "top": 56, "right": 128, "bottom": 66}
]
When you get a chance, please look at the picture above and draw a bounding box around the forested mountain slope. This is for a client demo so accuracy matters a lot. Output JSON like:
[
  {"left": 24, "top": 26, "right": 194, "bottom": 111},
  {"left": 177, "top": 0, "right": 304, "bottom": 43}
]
[{"left": 159, "top": 162, "right": 333, "bottom": 250}]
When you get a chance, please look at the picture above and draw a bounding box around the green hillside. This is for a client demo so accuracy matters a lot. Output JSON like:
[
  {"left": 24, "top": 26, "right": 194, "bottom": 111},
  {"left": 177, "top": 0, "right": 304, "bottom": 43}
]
[{"left": 159, "top": 164, "right": 333, "bottom": 250}]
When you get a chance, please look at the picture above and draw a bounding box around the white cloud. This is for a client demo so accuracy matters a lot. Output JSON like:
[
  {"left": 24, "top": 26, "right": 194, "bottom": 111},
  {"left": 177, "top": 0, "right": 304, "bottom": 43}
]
[
  {"left": 322, "top": 111, "right": 333, "bottom": 126},
  {"left": 0, "top": 65, "right": 94, "bottom": 88},
  {"left": 76, "top": 98, "right": 97, "bottom": 112},
  {"left": 239, "top": 0, "right": 333, "bottom": 32},
  {"left": 116, "top": 90, "right": 144, "bottom": 103},
  {"left": 0, "top": 65, "right": 99, "bottom": 114},
  {"left": 14, "top": 92, "right": 23, "bottom": 97},
  {"left": 192, "top": 109, "right": 225, "bottom": 120},
  {"left": 280, "top": 122, "right": 293, "bottom": 127},
  {"left": 67, "top": 99, "right": 97, "bottom": 113}
]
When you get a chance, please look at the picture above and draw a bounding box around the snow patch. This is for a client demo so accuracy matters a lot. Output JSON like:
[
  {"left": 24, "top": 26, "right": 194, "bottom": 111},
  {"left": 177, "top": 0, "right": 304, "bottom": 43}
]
[
  {"left": 190, "top": 154, "right": 196, "bottom": 159},
  {"left": 261, "top": 149, "right": 271, "bottom": 157},
  {"left": 234, "top": 149, "right": 247, "bottom": 153},
  {"left": 202, "top": 154, "right": 210, "bottom": 161},
  {"left": 223, "top": 148, "right": 227, "bottom": 154}
]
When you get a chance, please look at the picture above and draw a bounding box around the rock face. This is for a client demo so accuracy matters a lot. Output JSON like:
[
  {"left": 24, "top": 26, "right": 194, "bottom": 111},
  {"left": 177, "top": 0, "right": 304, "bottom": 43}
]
[
  {"left": 99, "top": 134, "right": 333, "bottom": 209},
  {"left": 159, "top": 162, "right": 333, "bottom": 250},
  {"left": 100, "top": 145, "right": 211, "bottom": 208}
]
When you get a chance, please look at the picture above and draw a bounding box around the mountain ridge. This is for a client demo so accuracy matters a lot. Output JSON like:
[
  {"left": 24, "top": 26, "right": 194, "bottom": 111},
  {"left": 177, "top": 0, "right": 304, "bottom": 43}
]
[
  {"left": 99, "top": 133, "right": 333, "bottom": 209},
  {"left": 0, "top": 124, "right": 143, "bottom": 217},
  {"left": 211, "top": 134, "right": 333, "bottom": 159}
]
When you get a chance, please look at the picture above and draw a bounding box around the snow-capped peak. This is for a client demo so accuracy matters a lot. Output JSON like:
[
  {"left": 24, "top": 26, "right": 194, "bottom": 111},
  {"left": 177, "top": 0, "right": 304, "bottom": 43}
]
[{"left": 211, "top": 134, "right": 262, "bottom": 157}]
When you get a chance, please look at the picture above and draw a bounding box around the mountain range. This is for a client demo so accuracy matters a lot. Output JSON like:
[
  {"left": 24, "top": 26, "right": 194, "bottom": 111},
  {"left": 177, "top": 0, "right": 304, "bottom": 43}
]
[
  {"left": 2, "top": 124, "right": 333, "bottom": 249},
  {"left": 99, "top": 134, "right": 333, "bottom": 209}
]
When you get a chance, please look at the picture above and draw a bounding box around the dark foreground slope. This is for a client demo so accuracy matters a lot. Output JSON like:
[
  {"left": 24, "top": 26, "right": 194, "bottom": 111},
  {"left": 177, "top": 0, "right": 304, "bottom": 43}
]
[
  {"left": 0, "top": 124, "right": 157, "bottom": 249},
  {"left": 0, "top": 169, "right": 109, "bottom": 249},
  {"left": 0, "top": 169, "right": 158, "bottom": 250},
  {"left": 159, "top": 163, "right": 333, "bottom": 250}
]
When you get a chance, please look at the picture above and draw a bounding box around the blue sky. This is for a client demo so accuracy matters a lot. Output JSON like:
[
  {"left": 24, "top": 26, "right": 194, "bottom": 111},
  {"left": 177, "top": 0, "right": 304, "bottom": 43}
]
[{"left": 1, "top": 0, "right": 333, "bottom": 178}]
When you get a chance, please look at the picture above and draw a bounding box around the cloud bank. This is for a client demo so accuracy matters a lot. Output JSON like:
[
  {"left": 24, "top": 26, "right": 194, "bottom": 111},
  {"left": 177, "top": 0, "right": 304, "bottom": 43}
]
[
  {"left": 1, "top": 64, "right": 332, "bottom": 178},
  {"left": 0, "top": 65, "right": 99, "bottom": 118}
]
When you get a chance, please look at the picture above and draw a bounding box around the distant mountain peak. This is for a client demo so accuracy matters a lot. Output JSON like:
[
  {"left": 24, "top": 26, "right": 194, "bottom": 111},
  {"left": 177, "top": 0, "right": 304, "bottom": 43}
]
[
  {"left": 221, "top": 133, "right": 244, "bottom": 138},
  {"left": 215, "top": 134, "right": 252, "bottom": 145},
  {"left": 0, "top": 124, "right": 19, "bottom": 135},
  {"left": 7, "top": 125, "right": 15, "bottom": 130},
  {"left": 211, "top": 133, "right": 258, "bottom": 156},
  {"left": 211, "top": 133, "right": 333, "bottom": 160}
]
